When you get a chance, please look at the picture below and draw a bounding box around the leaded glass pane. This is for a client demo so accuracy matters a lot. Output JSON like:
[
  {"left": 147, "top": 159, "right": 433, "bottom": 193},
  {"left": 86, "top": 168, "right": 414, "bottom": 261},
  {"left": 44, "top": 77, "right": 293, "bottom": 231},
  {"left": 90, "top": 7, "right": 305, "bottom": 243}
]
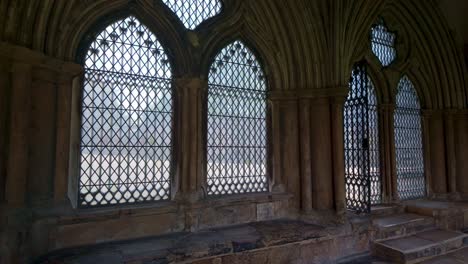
[
  {"left": 371, "top": 19, "right": 397, "bottom": 67},
  {"left": 394, "top": 76, "right": 425, "bottom": 200},
  {"left": 207, "top": 41, "right": 268, "bottom": 196},
  {"left": 161, "top": 0, "right": 222, "bottom": 30},
  {"left": 79, "top": 16, "right": 173, "bottom": 207}
]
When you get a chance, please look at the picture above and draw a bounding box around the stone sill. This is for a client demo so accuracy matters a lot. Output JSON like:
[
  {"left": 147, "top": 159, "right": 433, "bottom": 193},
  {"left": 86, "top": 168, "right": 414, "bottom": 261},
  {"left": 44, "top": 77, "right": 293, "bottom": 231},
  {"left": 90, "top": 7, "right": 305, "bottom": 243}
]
[{"left": 30, "top": 192, "right": 292, "bottom": 224}]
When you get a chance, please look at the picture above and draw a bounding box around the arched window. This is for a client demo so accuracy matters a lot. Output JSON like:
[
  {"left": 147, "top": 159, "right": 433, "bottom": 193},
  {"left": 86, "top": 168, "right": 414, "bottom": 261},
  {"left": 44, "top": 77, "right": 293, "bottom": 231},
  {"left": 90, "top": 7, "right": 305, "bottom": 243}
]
[
  {"left": 79, "top": 16, "right": 173, "bottom": 207},
  {"left": 206, "top": 41, "right": 268, "bottom": 196},
  {"left": 344, "top": 63, "right": 381, "bottom": 213},
  {"left": 161, "top": 0, "right": 222, "bottom": 29},
  {"left": 371, "top": 18, "right": 397, "bottom": 67},
  {"left": 394, "top": 76, "right": 425, "bottom": 200}
]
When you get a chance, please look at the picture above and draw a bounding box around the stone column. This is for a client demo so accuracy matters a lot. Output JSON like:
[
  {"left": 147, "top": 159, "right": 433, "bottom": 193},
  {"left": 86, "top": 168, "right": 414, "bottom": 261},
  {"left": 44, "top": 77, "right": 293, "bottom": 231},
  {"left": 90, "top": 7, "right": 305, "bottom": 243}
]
[
  {"left": 310, "top": 98, "right": 334, "bottom": 210},
  {"left": 380, "top": 104, "right": 397, "bottom": 202},
  {"left": 425, "top": 111, "right": 447, "bottom": 195},
  {"left": 174, "top": 77, "right": 206, "bottom": 202},
  {"left": 270, "top": 96, "right": 300, "bottom": 207},
  {"left": 298, "top": 99, "right": 313, "bottom": 213},
  {"left": 54, "top": 65, "right": 82, "bottom": 204},
  {"left": 0, "top": 62, "right": 10, "bottom": 202},
  {"left": 5, "top": 63, "right": 32, "bottom": 207},
  {"left": 444, "top": 111, "right": 457, "bottom": 196},
  {"left": 330, "top": 96, "right": 346, "bottom": 215},
  {"left": 455, "top": 111, "right": 468, "bottom": 195}
]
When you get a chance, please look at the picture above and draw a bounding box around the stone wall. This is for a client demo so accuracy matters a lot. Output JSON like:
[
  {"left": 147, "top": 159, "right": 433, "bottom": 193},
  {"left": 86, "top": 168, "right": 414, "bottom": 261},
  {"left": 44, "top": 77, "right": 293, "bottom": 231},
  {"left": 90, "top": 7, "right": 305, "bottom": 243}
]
[{"left": 0, "top": 0, "right": 467, "bottom": 263}]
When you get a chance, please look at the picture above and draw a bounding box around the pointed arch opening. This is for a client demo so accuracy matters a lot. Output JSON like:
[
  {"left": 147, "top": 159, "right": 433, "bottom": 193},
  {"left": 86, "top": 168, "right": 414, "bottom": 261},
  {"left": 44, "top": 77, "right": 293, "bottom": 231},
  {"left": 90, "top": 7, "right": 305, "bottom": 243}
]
[
  {"left": 394, "top": 76, "right": 426, "bottom": 200},
  {"left": 78, "top": 16, "right": 174, "bottom": 207},
  {"left": 206, "top": 40, "right": 269, "bottom": 196},
  {"left": 344, "top": 62, "right": 382, "bottom": 213}
]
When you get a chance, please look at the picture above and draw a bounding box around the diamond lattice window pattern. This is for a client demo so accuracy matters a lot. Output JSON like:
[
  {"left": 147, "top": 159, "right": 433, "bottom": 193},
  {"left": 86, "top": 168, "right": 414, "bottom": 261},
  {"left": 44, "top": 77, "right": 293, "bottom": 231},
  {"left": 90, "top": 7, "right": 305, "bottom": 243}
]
[
  {"left": 161, "top": 0, "right": 222, "bottom": 30},
  {"left": 371, "top": 19, "right": 397, "bottom": 67},
  {"left": 207, "top": 41, "right": 268, "bottom": 196},
  {"left": 394, "top": 76, "right": 425, "bottom": 200},
  {"left": 79, "top": 16, "right": 173, "bottom": 207},
  {"left": 344, "top": 64, "right": 381, "bottom": 213}
]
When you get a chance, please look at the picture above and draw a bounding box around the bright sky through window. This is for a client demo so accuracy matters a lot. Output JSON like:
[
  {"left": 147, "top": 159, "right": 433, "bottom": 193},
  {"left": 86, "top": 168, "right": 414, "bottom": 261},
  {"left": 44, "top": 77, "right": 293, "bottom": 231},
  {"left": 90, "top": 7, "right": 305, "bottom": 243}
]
[
  {"left": 371, "top": 19, "right": 397, "bottom": 67},
  {"left": 161, "top": 0, "right": 222, "bottom": 29},
  {"left": 207, "top": 41, "right": 268, "bottom": 196},
  {"left": 79, "top": 16, "right": 173, "bottom": 207}
]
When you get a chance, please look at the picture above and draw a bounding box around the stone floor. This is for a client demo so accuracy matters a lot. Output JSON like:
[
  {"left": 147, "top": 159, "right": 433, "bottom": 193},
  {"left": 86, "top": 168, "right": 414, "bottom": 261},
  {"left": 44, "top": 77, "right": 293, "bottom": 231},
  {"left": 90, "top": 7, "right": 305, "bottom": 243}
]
[
  {"left": 36, "top": 220, "right": 335, "bottom": 263},
  {"left": 343, "top": 247, "right": 468, "bottom": 264}
]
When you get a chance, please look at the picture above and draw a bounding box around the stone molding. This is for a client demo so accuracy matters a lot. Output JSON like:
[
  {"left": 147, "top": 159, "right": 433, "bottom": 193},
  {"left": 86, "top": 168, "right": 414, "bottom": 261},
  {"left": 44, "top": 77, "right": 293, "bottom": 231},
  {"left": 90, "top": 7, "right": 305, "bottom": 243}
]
[{"left": 269, "top": 86, "right": 349, "bottom": 101}]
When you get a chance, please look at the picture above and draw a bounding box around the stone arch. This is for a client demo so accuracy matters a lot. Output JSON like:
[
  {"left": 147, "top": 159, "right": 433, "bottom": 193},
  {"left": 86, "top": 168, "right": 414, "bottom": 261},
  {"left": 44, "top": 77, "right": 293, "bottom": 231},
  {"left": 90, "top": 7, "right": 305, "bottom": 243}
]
[{"left": 62, "top": 1, "right": 193, "bottom": 77}]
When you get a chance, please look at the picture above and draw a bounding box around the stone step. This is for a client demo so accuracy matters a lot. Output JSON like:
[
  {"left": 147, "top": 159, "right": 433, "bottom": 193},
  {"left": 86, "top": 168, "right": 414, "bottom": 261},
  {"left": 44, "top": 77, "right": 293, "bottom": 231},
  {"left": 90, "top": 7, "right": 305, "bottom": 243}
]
[
  {"left": 372, "top": 204, "right": 405, "bottom": 217},
  {"left": 372, "top": 229, "right": 468, "bottom": 264},
  {"left": 372, "top": 213, "right": 435, "bottom": 240},
  {"left": 418, "top": 246, "right": 468, "bottom": 263},
  {"left": 405, "top": 200, "right": 468, "bottom": 230}
]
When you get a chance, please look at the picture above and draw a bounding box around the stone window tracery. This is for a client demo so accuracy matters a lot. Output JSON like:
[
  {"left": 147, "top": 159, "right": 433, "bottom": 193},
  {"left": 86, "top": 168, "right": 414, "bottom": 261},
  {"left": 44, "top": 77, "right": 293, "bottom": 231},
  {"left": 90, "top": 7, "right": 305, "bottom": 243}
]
[
  {"left": 206, "top": 41, "right": 269, "bottom": 196},
  {"left": 161, "top": 0, "right": 222, "bottom": 29},
  {"left": 79, "top": 16, "right": 173, "bottom": 207},
  {"left": 371, "top": 18, "right": 397, "bottom": 67},
  {"left": 394, "top": 76, "right": 425, "bottom": 200}
]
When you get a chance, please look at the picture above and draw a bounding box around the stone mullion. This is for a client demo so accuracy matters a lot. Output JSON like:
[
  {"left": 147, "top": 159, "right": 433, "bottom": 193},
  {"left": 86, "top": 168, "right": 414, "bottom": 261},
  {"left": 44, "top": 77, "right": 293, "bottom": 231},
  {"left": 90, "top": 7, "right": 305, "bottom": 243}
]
[
  {"left": 379, "top": 104, "right": 397, "bottom": 203},
  {"left": 174, "top": 78, "right": 205, "bottom": 202}
]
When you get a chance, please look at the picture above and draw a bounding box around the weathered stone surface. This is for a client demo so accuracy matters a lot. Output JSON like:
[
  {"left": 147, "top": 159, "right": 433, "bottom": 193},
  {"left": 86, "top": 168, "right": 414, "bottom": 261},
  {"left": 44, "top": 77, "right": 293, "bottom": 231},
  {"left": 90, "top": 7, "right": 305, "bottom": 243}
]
[
  {"left": 373, "top": 229, "right": 468, "bottom": 263},
  {"left": 372, "top": 213, "right": 435, "bottom": 240},
  {"left": 37, "top": 219, "right": 369, "bottom": 264}
]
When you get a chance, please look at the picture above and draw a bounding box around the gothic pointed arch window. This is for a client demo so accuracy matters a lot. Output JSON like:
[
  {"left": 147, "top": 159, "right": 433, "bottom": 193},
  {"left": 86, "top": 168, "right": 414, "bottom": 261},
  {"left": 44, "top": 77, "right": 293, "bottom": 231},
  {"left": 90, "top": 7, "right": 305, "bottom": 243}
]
[
  {"left": 394, "top": 76, "right": 425, "bottom": 200},
  {"left": 371, "top": 18, "right": 397, "bottom": 67},
  {"left": 79, "top": 16, "right": 173, "bottom": 207},
  {"left": 161, "top": 0, "right": 222, "bottom": 30},
  {"left": 344, "top": 63, "right": 381, "bottom": 213},
  {"left": 206, "top": 41, "right": 268, "bottom": 196}
]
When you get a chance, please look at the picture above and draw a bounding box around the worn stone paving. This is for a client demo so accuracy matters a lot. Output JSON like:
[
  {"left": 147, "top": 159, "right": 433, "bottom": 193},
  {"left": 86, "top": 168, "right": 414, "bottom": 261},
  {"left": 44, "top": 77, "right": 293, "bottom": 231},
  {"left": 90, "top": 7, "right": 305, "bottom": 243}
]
[{"left": 36, "top": 220, "right": 331, "bottom": 264}]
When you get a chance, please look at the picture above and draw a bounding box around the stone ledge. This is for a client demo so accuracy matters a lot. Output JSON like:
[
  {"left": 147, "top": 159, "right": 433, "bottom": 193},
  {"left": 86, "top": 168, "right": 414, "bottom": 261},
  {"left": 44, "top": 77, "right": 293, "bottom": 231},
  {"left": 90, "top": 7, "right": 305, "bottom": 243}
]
[{"left": 36, "top": 219, "right": 369, "bottom": 264}]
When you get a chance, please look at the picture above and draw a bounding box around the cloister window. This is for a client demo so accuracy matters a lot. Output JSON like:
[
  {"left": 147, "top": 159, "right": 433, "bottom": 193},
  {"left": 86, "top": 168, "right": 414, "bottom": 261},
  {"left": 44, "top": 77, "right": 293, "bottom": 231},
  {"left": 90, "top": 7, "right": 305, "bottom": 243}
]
[
  {"left": 161, "top": 0, "right": 222, "bottom": 30},
  {"left": 344, "top": 63, "right": 381, "bottom": 213},
  {"left": 79, "top": 16, "right": 173, "bottom": 207},
  {"left": 371, "top": 19, "right": 397, "bottom": 67},
  {"left": 206, "top": 41, "right": 268, "bottom": 196},
  {"left": 394, "top": 76, "right": 425, "bottom": 200}
]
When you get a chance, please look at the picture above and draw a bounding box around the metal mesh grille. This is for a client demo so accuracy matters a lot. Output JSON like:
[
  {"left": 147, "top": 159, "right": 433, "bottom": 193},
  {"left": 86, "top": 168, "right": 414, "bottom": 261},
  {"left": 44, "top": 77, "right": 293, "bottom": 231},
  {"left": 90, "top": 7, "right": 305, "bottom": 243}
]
[
  {"left": 161, "top": 0, "right": 222, "bottom": 30},
  {"left": 344, "top": 63, "right": 381, "bottom": 213},
  {"left": 207, "top": 41, "right": 268, "bottom": 196},
  {"left": 79, "top": 16, "right": 173, "bottom": 207},
  {"left": 394, "top": 76, "right": 425, "bottom": 200},
  {"left": 371, "top": 19, "right": 397, "bottom": 67}
]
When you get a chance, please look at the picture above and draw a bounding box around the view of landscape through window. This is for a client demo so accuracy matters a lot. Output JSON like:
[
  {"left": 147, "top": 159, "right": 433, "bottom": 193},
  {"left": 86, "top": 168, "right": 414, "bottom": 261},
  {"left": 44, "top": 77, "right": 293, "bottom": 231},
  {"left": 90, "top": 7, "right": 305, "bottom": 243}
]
[
  {"left": 344, "top": 64, "right": 381, "bottom": 213},
  {"left": 78, "top": 9, "right": 423, "bottom": 209},
  {"left": 79, "top": 17, "right": 173, "bottom": 207},
  {"left": 207, "top": 41, "right": 268, "bottom": 195},
  {"left": 395, "top": 76, "right": 425, "bottom": 200}
]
